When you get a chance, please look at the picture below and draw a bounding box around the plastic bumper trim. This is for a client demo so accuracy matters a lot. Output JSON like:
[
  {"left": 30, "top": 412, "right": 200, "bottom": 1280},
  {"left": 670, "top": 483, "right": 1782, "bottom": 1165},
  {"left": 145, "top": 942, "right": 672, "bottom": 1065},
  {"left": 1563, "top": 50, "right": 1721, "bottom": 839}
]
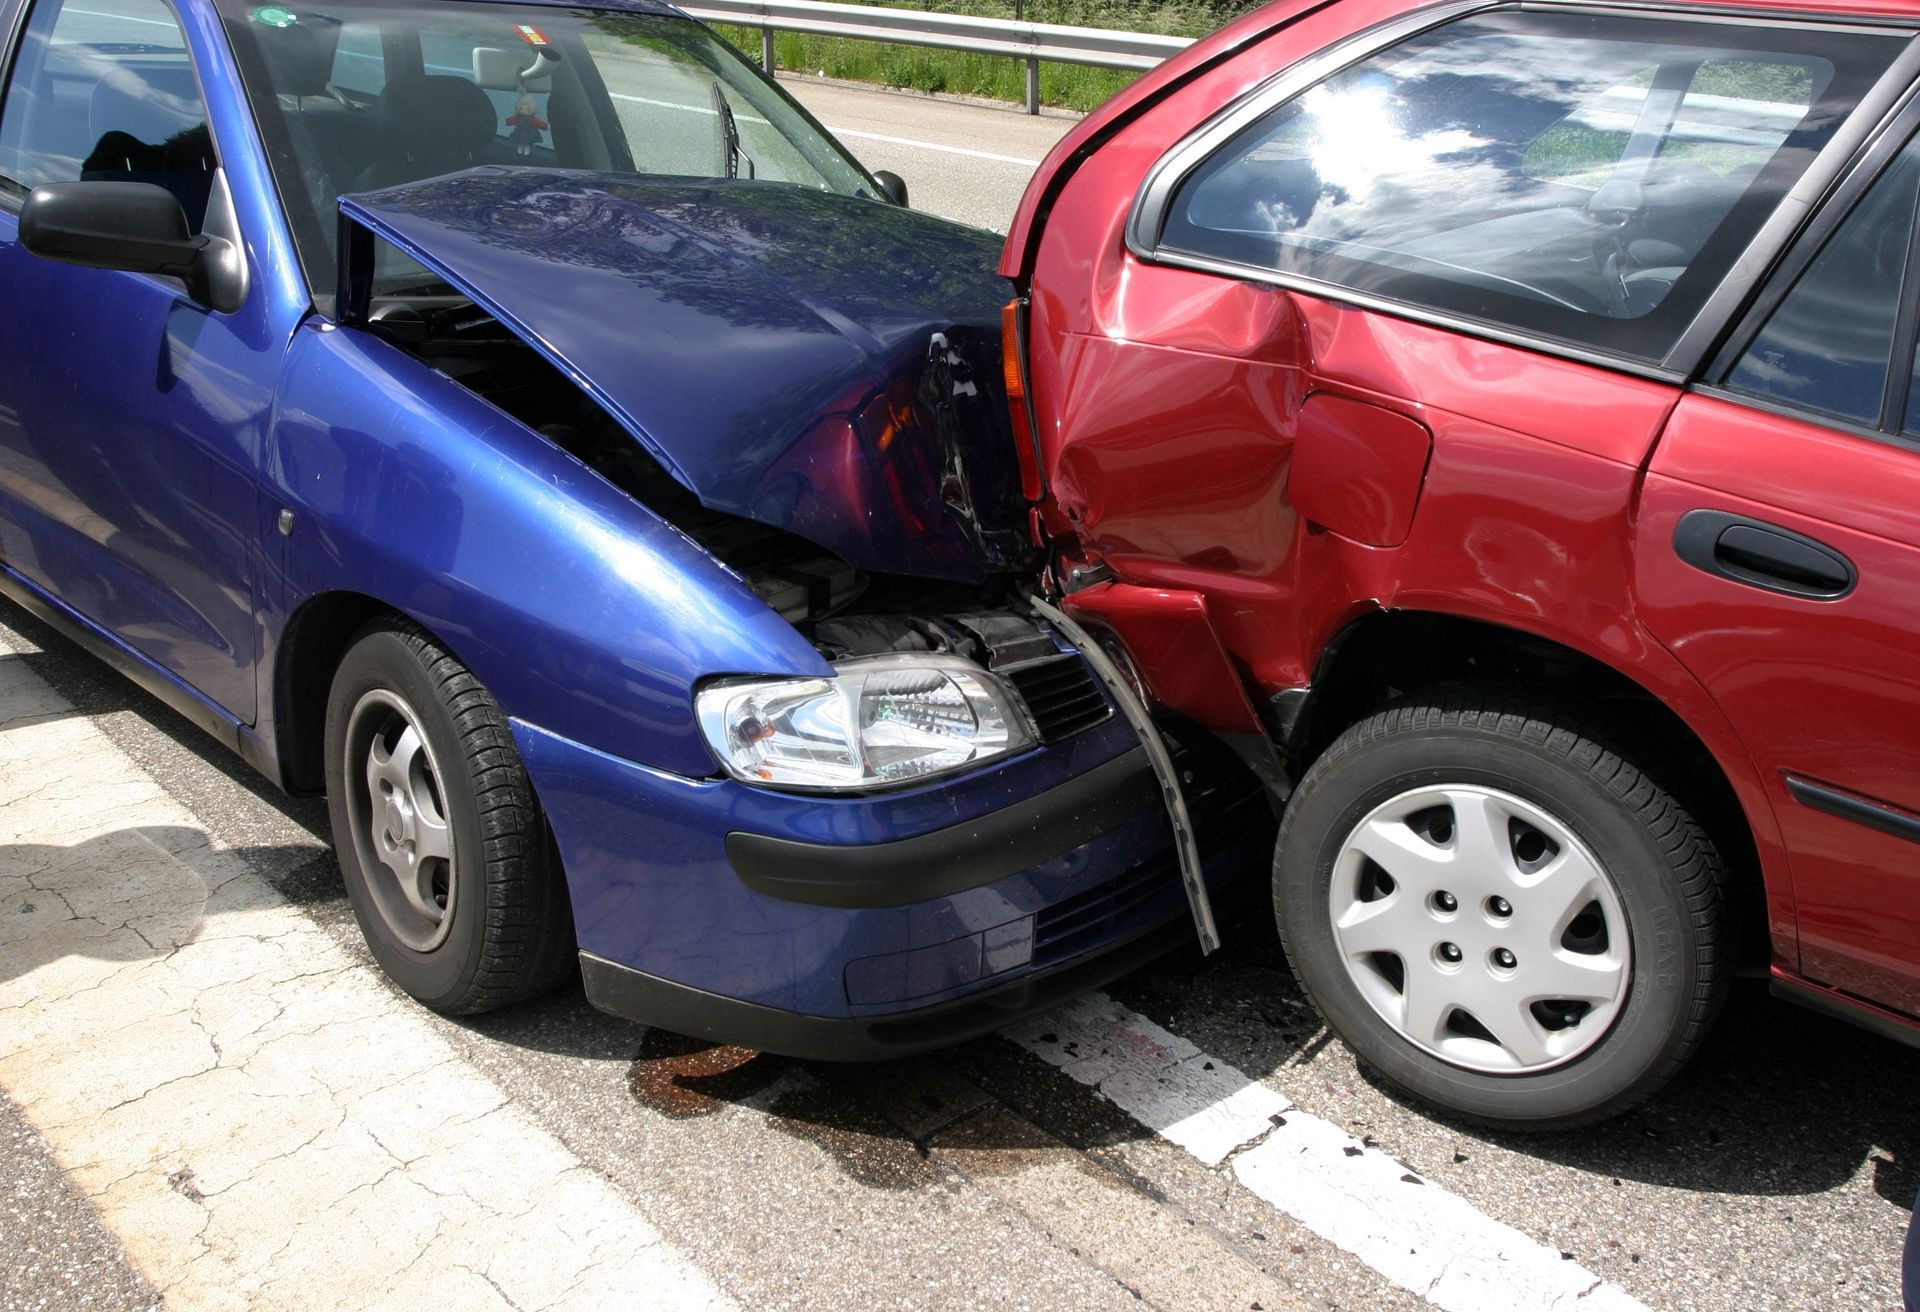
[{"left": 724, "top": 745, "right": 1156, "bottom": 908}]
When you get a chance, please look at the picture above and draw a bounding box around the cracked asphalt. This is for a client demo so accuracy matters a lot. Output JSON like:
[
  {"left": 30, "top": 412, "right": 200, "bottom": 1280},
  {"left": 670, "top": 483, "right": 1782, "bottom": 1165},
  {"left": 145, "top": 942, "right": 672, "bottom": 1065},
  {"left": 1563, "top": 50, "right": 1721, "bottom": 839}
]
[{"left": 1, "top": 571, "right": 1915, "bottom": 1312}]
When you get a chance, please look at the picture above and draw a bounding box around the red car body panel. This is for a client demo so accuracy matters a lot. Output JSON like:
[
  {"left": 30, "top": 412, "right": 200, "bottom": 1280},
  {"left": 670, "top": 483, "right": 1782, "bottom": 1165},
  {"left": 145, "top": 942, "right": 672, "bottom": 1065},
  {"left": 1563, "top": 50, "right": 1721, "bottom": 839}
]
[
  {"left": 1061, "top": 583, "right": 1266, "bottom": 734},
  {"left": 1638, "top": 396, "right": 1920, "bottom": 1014},
  {"left": 1286, "top": 394, "right": 1430, "bottom": 549},
  {"left": 1005, "top": 0, "right": 1920, "bottom": 1037}
]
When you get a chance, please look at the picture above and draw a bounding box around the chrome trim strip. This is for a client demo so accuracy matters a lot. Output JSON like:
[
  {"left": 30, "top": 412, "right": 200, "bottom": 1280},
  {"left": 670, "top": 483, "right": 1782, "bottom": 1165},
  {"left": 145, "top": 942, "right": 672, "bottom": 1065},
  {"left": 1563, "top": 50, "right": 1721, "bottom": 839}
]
[
  {"left": 1520, "top": 2, "right": 1916, "bottom": 34},
  {"left": 1110, "top": 249, "right": 1692, "bottom": 382}
]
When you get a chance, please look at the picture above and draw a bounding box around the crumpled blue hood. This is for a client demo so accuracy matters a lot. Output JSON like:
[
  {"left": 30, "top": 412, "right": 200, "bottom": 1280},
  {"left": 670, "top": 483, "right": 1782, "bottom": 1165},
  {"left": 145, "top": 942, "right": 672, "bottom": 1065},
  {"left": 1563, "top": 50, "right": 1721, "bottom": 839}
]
[{"left": 340, "top": 167, "right": 1026, "bottom": 581}]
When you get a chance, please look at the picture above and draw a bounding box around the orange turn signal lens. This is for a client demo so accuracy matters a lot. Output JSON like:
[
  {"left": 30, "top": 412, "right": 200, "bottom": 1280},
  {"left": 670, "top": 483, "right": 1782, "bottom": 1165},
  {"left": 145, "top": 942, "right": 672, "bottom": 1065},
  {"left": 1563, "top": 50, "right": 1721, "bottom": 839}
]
[{"left": 1002, "top": 299, "right": 1043, "bottom": 503}]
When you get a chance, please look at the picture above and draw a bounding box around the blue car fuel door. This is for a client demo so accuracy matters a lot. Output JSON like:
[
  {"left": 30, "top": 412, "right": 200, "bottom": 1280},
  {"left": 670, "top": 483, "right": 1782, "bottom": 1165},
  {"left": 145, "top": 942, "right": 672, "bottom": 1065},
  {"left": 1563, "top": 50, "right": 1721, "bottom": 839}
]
[{"left": 0, "top": 0, "right": 269, "bottom": 721}]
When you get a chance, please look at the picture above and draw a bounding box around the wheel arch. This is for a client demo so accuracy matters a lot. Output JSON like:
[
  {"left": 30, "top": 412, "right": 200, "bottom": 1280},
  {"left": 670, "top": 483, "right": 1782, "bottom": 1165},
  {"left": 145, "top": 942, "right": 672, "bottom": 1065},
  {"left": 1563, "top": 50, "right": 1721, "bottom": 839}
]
[
  {"left": 270, "top": 589, "right": 430, "bottom": 795},
  {"left": 1287, "top": 608, "right": 1777, "bottom": 967},
  {"left": 264, "top": 320, "right": 832, "bottom": 782}
]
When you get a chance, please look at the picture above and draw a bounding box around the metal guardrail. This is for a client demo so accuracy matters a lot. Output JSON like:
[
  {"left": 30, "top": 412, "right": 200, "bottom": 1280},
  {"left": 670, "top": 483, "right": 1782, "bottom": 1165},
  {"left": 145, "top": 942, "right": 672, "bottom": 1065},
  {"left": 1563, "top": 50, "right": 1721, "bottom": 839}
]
[{"left": 680, "top": 0, "right": 1194, "bottom": 113}]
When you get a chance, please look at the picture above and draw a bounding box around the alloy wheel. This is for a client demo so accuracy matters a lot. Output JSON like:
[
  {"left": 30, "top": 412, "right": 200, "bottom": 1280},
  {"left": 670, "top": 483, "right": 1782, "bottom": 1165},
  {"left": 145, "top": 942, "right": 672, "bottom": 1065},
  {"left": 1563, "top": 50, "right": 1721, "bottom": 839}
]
[{"left": 342, "top": 688, "right": 457, "bottom": 952}]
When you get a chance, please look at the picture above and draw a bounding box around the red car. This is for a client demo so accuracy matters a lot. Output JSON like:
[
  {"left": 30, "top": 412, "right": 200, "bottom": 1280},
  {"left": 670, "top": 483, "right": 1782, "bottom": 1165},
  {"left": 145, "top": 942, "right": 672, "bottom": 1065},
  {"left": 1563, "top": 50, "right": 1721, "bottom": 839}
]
[{"left": 1001, "top": 0, "right": 1920, "bottom": 1126}]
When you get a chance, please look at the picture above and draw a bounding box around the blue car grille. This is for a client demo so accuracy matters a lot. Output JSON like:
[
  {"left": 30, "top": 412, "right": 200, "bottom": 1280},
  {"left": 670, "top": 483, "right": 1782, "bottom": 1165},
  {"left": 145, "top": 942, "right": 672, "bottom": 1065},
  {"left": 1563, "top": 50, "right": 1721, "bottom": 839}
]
[
  {"left": 1004, "top": 655, "right": 1110, "bottom": 742},
  {"left": 1031, "top": 735, "right": 1271, "bottom": 967}
]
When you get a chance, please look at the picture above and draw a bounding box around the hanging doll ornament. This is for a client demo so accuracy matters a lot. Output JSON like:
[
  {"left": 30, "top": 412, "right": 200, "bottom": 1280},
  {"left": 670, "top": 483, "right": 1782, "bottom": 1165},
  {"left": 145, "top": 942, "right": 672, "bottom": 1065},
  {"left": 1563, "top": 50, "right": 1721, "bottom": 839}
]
[{"left": 505, "top": 93, "right": 548, "bottom": 156}]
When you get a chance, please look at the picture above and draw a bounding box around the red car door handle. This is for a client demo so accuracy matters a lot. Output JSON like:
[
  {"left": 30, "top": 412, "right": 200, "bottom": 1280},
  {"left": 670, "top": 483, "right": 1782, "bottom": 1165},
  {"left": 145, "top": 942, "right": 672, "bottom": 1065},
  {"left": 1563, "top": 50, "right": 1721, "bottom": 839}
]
[{"left": 1673, "top": 509, "right": 1855, "bottom": 600}]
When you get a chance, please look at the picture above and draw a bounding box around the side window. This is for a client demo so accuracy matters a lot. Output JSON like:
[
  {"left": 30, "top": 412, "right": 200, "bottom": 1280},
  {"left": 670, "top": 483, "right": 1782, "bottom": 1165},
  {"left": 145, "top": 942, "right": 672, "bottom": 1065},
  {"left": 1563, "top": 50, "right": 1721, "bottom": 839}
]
[
  {"left": 1152, "top": 11, "right": 1900, "bottom": 363},
  {"left": 1726, "top": 139, "right": 1920, "bottom": 427},
  {"left": 1520, "top": 70, "right": 1657, "bottom": 191},
  {"left": 329, "top": 23, "right": 384, "bottom": 101},
  {"left": 1520, "top": 60, "right": 1813, "bottom": 194},
  {"left": 1663, "top": 60, "right": 1815, "bottom": 179},
  {"left": 0, "top": 0, "right": 215, "bottom": 228}
]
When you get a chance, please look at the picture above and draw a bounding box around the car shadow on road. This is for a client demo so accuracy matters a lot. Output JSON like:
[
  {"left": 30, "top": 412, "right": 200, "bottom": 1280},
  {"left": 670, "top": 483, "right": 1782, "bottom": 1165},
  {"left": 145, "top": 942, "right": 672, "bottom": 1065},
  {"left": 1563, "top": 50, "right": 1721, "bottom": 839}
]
[
  {"left": 0, "top": 826, "right": 215, "bottom": 986},
  {"left": 1116, "top": 900, "right": 1920, "bottom": 1210},
  {"left": 463, "top": 981, "right": 1144, "bottom": 1191},
  {"left": 0, "top": 826, "right": 350, "bottom": 994},
  {"left": 1510, "top": 981, "right": 1920, "bottom": 1209}
]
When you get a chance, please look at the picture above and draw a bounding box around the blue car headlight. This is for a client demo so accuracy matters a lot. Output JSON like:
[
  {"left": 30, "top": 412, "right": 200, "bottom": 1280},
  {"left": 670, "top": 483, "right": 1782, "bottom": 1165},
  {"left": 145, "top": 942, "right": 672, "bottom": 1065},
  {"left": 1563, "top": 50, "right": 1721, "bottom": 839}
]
[{"left": 696, "top": 654, "right": 1038, "bottom": 791}]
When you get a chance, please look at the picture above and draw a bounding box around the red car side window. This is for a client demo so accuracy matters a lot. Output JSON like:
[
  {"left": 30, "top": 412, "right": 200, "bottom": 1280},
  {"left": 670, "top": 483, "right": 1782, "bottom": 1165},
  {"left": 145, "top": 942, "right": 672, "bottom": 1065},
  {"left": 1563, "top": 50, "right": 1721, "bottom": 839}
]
[
  {"left": 1727, "top": 136, "right": 1920, "bottom": 429},
  {"left": 1149, "top": 10, "right": 1902, "bottom": 364}
]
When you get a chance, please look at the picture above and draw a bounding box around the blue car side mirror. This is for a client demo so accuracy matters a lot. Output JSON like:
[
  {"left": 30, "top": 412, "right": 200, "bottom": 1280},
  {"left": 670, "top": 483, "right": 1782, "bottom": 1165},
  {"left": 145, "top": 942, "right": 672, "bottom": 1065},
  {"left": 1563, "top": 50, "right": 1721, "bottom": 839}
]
[
  {"left": 21, "top": 179, "right": 246, "bottom": 313},
  {"left": 872, "top": 170, "right": 908, "bottom": 208}
]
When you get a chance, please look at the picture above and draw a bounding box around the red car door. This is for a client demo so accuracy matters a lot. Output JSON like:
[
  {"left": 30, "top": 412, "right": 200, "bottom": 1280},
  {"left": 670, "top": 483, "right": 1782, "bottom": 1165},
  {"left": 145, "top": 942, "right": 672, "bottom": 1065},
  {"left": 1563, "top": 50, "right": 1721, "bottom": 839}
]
[{"left": 1636, "top": 132, "right": 1920, "bottom": 1017}]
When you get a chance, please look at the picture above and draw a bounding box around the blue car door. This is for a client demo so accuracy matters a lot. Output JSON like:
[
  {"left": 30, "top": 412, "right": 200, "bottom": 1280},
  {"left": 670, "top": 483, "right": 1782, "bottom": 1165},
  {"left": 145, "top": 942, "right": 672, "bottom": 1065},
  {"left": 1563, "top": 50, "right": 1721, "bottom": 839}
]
[{"left": 0, "top": 0, "right": 262, "bottom": 721}]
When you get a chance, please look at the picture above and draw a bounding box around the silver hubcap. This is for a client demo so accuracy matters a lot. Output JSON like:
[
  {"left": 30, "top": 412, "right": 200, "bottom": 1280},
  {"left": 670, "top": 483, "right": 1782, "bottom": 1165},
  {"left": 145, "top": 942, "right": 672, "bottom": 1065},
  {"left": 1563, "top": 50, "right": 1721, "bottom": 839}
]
[
  {"left": 1328, "top": 785, "right": 1630, "bottom": 1074},
  {"left": 344, "top": 689, "right": 456, "bottom": 952}
]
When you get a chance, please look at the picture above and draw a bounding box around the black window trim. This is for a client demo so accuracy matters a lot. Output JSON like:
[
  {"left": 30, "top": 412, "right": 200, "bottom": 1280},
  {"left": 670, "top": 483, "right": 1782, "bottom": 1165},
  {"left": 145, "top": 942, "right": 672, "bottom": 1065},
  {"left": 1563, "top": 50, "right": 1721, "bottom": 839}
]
[
  {"left": 1123, "top": 0, "right": 1920, "bottom": 386},
  {"left": 0, "top": 0, "right": 32, "bottom": 210},
  {"left": 1888, "top": 160, "right": 1920, "bottom": 433},
  {"left": 1703, "top": 82, "right": 1920, "bottom": 378},
  {"left": 0, "top": 0, "right": 219, "bottom": 215}
]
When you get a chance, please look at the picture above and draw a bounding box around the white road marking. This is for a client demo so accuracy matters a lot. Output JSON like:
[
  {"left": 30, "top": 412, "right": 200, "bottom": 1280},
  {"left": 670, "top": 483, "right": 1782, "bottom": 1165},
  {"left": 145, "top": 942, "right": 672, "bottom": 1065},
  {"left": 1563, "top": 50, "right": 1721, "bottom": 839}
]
[
  {"left": 65, "top": 6, "right": 178, "bottom": 28},
  {"left": 609, "top": 89, "right": 770, "bottom": 127},
  {"left": 814, "top": 127, "right": 1041, "bottom": 168},
  {"left": 0, "top": 641, "right": 735, "bottom": 1312},
  {"left": 1005, "top": 993, "right": 1652, "bottom": 1312}
]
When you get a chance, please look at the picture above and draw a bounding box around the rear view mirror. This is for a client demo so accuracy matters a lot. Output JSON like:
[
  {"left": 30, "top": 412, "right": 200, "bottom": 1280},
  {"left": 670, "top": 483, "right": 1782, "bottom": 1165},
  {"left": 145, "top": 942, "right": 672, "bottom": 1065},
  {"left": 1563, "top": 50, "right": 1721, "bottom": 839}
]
[
  {"left": 872, "top": 170, "right": 908, "bottom": 208},
  {"left": 472, "top": 45, "right": 553, "bottom": 92},
  {"left": 20, "top": 180, "right": 245, "bottom": 312}
]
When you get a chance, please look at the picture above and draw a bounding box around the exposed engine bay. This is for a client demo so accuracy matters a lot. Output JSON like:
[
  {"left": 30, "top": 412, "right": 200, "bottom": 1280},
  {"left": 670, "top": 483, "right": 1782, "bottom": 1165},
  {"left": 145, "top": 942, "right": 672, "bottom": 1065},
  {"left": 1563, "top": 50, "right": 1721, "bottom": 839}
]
[{"left": 367, "top": 291, "right": 1046, "bottom": 666}]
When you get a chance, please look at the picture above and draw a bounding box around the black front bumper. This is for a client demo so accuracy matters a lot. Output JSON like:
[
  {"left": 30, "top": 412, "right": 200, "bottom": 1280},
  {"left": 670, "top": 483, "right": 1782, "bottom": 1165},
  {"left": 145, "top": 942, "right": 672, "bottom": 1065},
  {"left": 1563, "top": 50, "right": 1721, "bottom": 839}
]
[
  {"left": 579, "top": 912, "right": 1194, "bottom": 1061},
  {"left": 723, "top": 746, "right": 1159, "bottom": 908}
]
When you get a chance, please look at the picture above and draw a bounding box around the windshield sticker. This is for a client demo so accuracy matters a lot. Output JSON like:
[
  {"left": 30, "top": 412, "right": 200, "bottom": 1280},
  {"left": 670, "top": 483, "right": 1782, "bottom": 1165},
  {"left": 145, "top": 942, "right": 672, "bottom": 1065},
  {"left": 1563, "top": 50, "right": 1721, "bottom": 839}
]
[
  {"left": 513, "top": 24, "right": 551, "bottom": 47},
  {"left": 250, "top": 5, "right": 298, "bottom": 26}
]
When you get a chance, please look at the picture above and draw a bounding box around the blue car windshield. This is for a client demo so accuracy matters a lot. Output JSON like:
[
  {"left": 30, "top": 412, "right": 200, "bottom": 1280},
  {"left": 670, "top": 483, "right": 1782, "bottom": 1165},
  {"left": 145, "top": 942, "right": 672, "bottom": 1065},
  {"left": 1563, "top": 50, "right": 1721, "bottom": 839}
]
[{"left": 216, "top": 0, "right": 879, "bottom": 298}]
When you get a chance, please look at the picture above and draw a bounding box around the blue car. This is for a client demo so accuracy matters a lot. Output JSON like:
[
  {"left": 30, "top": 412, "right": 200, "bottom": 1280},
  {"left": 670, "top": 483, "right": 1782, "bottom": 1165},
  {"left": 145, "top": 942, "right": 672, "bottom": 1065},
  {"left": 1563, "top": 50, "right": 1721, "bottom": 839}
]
[{"left": 0, "top": 0, "right": 1264, "bottom": 1053}]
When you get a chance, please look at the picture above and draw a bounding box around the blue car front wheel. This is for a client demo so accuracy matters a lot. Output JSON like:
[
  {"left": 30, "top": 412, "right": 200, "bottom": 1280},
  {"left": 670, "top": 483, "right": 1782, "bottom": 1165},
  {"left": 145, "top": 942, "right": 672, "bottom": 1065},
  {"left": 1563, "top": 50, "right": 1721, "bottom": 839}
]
[{"left": 324, "top": 616, "right": 575, "bottom": 1014}]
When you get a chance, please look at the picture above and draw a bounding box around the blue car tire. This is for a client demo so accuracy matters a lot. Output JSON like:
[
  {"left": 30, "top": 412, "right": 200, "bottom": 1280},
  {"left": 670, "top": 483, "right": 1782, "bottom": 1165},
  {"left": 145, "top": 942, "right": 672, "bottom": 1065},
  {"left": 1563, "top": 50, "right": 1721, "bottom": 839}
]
[{"left": 324, "top": 616, "right": 576, "bottom": 1013}]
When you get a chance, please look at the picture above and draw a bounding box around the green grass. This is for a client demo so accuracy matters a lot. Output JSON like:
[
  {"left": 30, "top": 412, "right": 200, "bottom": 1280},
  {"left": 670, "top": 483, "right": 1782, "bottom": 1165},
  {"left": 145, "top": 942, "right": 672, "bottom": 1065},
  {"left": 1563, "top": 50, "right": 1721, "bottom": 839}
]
[{"left": 714, "top": 0, "right": 1242, "bottom": 111}]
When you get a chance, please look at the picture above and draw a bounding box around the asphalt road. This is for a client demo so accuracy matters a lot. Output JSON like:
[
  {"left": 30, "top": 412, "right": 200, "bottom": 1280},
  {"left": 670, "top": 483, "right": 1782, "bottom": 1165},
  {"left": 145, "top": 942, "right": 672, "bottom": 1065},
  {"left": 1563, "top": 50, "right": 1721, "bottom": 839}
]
[{"left": 782, "top": 77, "right": 1077, "bottom": 232}]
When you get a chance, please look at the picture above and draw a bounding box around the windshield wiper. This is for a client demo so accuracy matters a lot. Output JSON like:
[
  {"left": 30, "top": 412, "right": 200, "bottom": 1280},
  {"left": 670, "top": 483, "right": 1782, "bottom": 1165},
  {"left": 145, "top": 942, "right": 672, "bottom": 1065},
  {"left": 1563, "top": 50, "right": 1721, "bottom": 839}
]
[{"left": 710, "top": 82, "right": 755, "bottom": 180}]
